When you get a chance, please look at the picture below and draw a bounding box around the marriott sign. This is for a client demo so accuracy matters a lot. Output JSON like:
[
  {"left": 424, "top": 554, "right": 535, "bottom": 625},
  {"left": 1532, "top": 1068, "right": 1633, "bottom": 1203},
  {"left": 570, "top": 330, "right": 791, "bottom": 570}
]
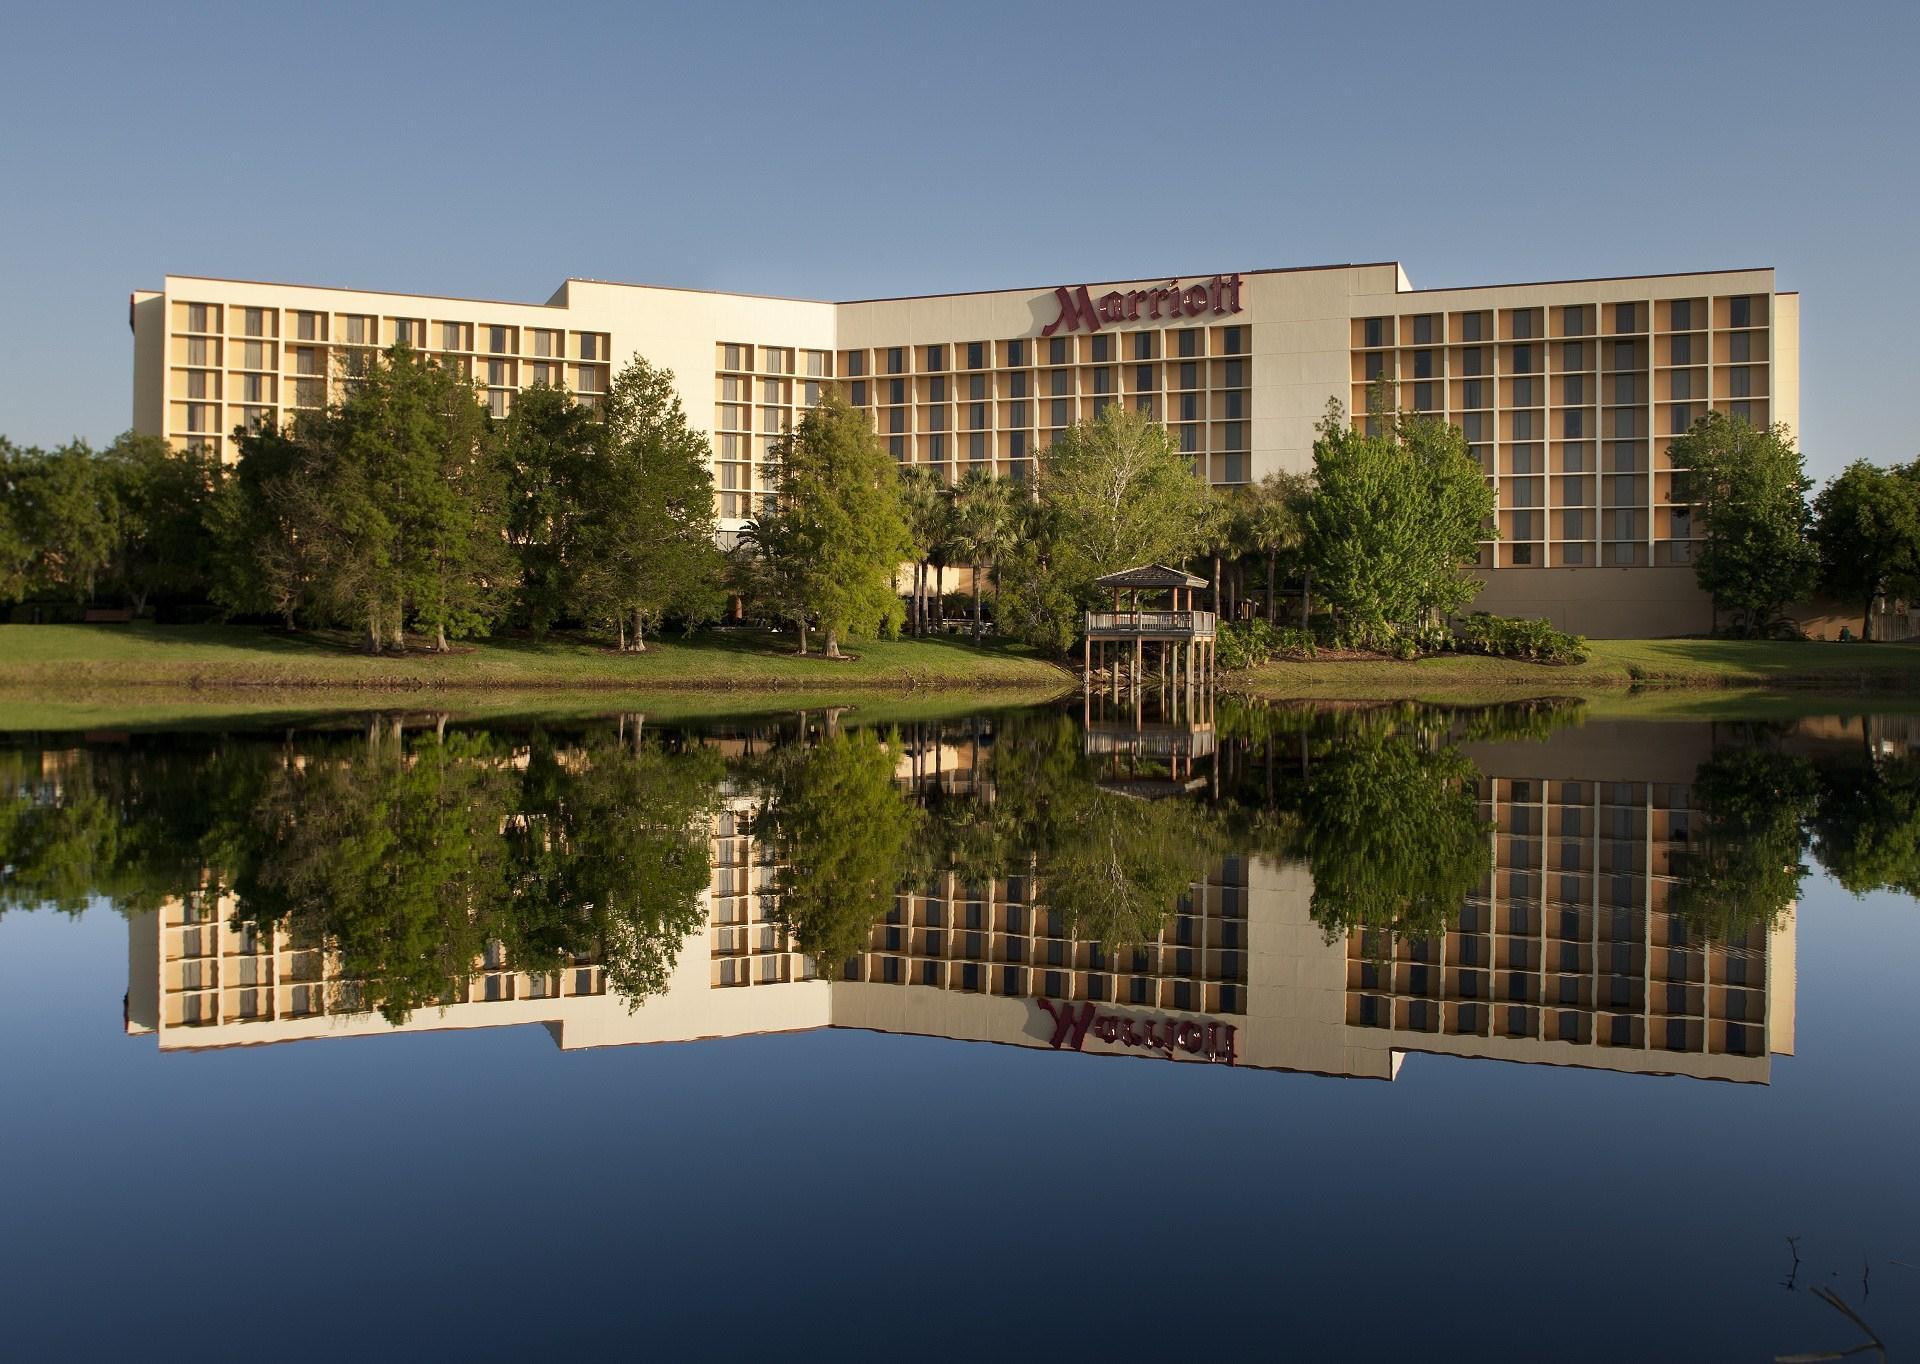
[{"left": 1041, "top": 272, "right": 1245, "bottom": 337}]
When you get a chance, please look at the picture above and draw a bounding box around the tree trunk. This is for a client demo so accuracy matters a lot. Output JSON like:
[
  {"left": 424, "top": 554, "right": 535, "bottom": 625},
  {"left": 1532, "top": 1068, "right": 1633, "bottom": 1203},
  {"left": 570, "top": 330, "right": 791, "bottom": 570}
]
[
  {"left": 826, "top": 629, "right": 843, "bottom": 660},
  {"left": 1212, "top": 553, "right": 1222, "bottom": 613},
  {"left": 365, "top": 608, "right": 383, "bottom": 654},
  {"left": 972, "top": 560, "right": 983, "bottom": 642},
  {"left": 435, "top": 621, "right": 448, "bottom": 653},
  {"left": 631, "top": 606, "right": 648, "bottom": 652},
  {"left": 1863, "top": 591, "right": 1876, "bottom": 642},
  {"left": 1266, "top": 554, "right": 1277, "bottom": 625},
  {"left": 1300, "top": 570, "right": 1312, "bottom": 629},
  {"left": 796, "top": 621, "right": 808, "bottom": 656}
]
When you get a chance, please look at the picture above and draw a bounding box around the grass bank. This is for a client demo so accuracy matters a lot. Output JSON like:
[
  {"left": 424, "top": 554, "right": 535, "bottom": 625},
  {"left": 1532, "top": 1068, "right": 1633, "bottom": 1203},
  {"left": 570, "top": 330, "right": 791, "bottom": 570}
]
[
  {"left": 1233, "top": 638, "right": 1920, "bottom": 704},
  {"left": 0, "top": 623, "right": 1072, "bottom": 694}
]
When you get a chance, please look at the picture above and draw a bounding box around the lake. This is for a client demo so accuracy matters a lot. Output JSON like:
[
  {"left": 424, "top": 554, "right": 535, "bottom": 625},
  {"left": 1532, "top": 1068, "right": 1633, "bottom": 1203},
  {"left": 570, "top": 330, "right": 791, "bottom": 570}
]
[{"left": 2, "top": 697, "right": 1916, "bottom": 1360}]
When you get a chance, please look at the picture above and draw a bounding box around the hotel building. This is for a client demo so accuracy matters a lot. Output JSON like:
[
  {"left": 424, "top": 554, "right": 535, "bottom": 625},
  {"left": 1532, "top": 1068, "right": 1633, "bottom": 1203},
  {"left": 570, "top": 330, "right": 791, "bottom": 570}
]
[{"left": 130, "top": 262, "right": 1796, "bottom": 637}]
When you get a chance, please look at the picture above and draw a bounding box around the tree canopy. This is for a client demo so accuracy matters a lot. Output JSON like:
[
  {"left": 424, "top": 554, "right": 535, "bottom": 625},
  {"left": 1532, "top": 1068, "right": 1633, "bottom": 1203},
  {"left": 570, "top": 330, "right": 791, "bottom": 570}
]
[
  {"left": 1668, "top": 413, "right": 1816, "bottom": 637},
  {"left": 1810, "top": 459, "right": 1920, "bottom": 640}
]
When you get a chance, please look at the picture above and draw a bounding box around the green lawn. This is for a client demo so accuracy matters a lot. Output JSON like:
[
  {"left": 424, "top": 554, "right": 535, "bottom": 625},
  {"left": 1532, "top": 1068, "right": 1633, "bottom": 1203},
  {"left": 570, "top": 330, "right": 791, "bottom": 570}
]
[
  {"left": 1234, "top": 637, "right": 1920, "bottom": 703},
  {"left": 0, "top": 623, "right": 1072, "bottom": 694}
]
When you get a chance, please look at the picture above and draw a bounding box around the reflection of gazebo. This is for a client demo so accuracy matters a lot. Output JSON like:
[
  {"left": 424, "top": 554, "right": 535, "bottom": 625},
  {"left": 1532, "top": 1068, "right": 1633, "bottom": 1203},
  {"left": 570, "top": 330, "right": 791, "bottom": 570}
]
[{"left": 1083, "top": 565, "right": 1216, "bottom": 685}]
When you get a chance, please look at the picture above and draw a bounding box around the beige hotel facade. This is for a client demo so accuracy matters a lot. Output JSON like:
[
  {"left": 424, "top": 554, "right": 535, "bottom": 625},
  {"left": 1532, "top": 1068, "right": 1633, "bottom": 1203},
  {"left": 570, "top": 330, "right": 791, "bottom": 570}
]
[{"left": 130, "top": 262, "right": 1797, "bottom": 637}]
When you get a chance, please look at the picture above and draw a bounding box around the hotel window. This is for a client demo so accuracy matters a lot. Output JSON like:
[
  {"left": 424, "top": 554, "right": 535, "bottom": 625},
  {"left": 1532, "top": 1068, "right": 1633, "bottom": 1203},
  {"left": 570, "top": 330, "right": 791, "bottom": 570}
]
[
  {"left": 580, "top": 333, "right": 603, "bottom": 361},
  {"left": 241, "top": 374, "right": 268, "bottom": 402},
  {"left": 761, "top": 346, "right": 789, "bottom": 373},
  {"left": 1615, "top": 302, "right": 1639, "bottom": 333},
  {"left": 1006, "top": 339, "right": 1025, "bottom": 366},
  {"left": 1225, "top": 390, "right": 1246, "bottom": 419},
  {"left": 186, "top": 303, "right": 212, "bottom": 332},
  {"left": 886, "top": 346, "right": 904, "bottom": 374},
  {"left": 343, "top": 315, "right": 370, "bottom": 344},
  {"left": 294, "top": 311, "right": 322, "bottom": 341},
  {"left": 243, "top": 307, "right": 267, "bottom": 337},
  {"left": 1670, "top": 403, "right": 1694, "bottom": 434},
  {"left": 242, "top": 341, "right": 267, "bottom": 369},
  {"left": 1729, "top": 332, "right": 1753, "bottom": 362},
  {"left": 850, "top": 380, "right": 868, "bottom": 405},
  {"left": 1363, "top": 316, "right": 1387, "bottom": 348},
  {"left": 1091, "top": 395, "right": 1111, "bottom": 418},
  {"left": 1134, "top": 332, "right": 1155, "bottom": 360},
  {"left": 1671, "top": 369, "right": 1693, "bottom": 400},
  {"left": 1671, "top": 298, "right": 1695, "bottom": 331},
  {"left": 1413, "top": 349, "right": 1434, "bottom": 379},
  {"left": 1728, "top": 366, "right": 1751, "bottom": 397},
  {"left": 1563, "top": 509, "right": 1586, "bottom": 540},
  {"left": 442, "top": 322, "right": 467, "bottom": 351},
  {"left": 888, "top": 378, "right": 906, "bottom": 404},
  {"left": 1048, "top": 337, "right": 1067, "bottom": 365},
  {"left": 1009, "top": 371, "right": 1028, "bottom": 398},
  {"left": 1563, "top": 409, "right": 1585, "bottom": 438},
  {"left": 1009, "top": 431, "right": 1027, "bottom": 458},
  {"left": 1562, "top": 305, "right": 1589, "bottom": 336},
  {"left": 1091, "top": 334, "right": 1111, "bottom": 362},
  {"left": 761, "top": 378, "right": 782, "bottom": 403},
  {"left": 1462, "top": 380, "right": 1486, "bottom": 409},
  {"left": 1222, "top": 325, "right": 1244, "bottom": 354},
  {"left": 1092, "top": 367, "right": 1111, "bottom": 395},
  {"left": 1563, "top": 341, "right": 1586, "bottom": 371},
  {"left": 889, "top": 436, "right": 905, "bottom": 460},
  {"left": 1511, "top": 344, "right": 1535, "bottom": 373},
  {"left": 1050, "top": 399, "right": 1069, "bottom": 427},
  {"left": 1729, "top": 296, "right": 1753, "bottom": 328},
  {"left": 488, "top": 391, "right": 509, "bottom": 418},
  {"left": 1179, "top": 425, "right": 1199, "bottom": 453},
  {"left": 1461, "top": 311, "right": 1486, "bottom": 342},
  {"left": 969, "top": 402, "right": 988, "bottom": 429},
  {"left": 488, "top": 360, "right": 510, "bottom": 387},
  {"left": 389, "top": 318, "right": 417, "bottom": 346},
  {"left": 1224, "top": 359, "right": 1245, "bottom": 388},
  {"left": 1223, "top": 423, "right": 1246, "bottom": 452},
  {"left": 1512, "top": 376, "right": 1535, "bottom": 406},
  {"left": 1613, "top": 373, "right": 1642, "bottom": 404},
  {"left": 487, "top": 326, "right": 510, "bottom": 354},
  {"left": 1009, "top": 400, "right": 1028, "bottom": 426},
  {"left": 969, "top": 433, "right": 987, "bottom": 461},
  {"left": 1179, "top": 361, "right": 1198, "bottom": 390},
  {"left": 1671, "top": 334, "right": 1694, "bottom": 366},
  {"left": 843, "top": 350, "right": 865, "bottom": 377},
  {"left": 1412, "top": 314, "right": 1436, "bottom": 345},
  {"left": 804, "top": 350, "right": 829, "bottom": 377},
  {"left": 532, "top": 329, "right": 557, "bottom": 358},
  {"left": 1512, "top": 308, "right": 1539, "bottom": 340},
  {"left": 926, "top": 406, "right": 947, "bottom": 431},
  {"left": 929, "top": 376, "right": 947, "bottom": 402},
  {"left": 966, "top": 341, "right": 985, "bottom": 370},
  {"left": 1413, "top": 381, "right": 1436, "bottom": 410},
  {"left": 802, "top": 381, "right": 822, "bottom": 406},
  {"left": 1460, "top": 346, "right": 1484, "bottom": 377},
  {"left": 1669, "top": 509, "right": 1692, "bottom": 539},
  {"left": 889, "top": 409, "right": 906, "bottom": 434},
  {"left": 1049, "top": 370, "right": 1069, "bottom": 397},
  {"left": 186, "top": 370, "right": 207, "bottom": 399},
  {"left": 927, "top": 433, "right": 946, "bottom": 459},
  {"left": 1178, "top": 393, "right": 1198, "bottom": 423},
  {"left": 1177, "top": 328, "right": 1200, "bottom": 357},
  {"left": 925, "top": 345, "right": 945, "bottom": 371}
]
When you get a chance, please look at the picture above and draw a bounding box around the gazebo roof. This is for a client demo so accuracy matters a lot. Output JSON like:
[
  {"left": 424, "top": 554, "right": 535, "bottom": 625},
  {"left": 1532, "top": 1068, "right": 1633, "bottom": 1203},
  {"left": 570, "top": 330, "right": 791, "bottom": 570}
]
[{"left": 1091, "top": 563, "right": 1208, "bottom": 590}]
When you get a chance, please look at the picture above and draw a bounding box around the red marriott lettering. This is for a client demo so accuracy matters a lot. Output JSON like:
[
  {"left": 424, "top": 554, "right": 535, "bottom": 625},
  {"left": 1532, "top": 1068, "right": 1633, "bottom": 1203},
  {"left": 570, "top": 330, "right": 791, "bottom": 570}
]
[
  {"left": 1041, "top": 273, "right": 1244, "bottom": 337},
  {"left": 1037, "top": 998, "right": 1237, "bottom": 1065}
]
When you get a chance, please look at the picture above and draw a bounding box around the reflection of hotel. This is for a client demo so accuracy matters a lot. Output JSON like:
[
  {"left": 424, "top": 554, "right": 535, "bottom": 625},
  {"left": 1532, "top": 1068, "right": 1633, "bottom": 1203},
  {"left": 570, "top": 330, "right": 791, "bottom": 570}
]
[{"left": 125, "top": 721, "right": 1794, "bottom": 1083}]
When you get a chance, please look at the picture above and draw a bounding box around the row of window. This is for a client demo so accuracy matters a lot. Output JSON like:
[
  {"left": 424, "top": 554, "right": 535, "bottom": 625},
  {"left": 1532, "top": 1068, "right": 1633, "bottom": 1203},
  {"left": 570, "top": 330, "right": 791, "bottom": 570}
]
[
  {"left": 1363, "top": 333, "right": 1764, "bottom": 380},
  {"left": 175, "top": 303, "right": 606, "bottom": 358},
  {"left": 1360, "top": 296, "right": 1767, "bottom": 348}
]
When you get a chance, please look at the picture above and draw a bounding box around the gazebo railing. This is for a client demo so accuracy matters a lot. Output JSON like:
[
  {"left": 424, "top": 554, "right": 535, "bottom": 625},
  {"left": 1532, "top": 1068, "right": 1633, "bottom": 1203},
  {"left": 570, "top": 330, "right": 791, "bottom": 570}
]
[{"left": 1084, "top": 609, "right": 1217, "bottom": 637}]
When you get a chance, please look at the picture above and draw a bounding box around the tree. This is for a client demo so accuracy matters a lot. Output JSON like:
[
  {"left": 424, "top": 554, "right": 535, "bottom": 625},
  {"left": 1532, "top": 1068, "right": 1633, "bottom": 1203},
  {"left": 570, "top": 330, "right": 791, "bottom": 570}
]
[
  {"left": 898, "top": 466, "right": 952, "bottom": 635},
  {"left": 205, "top": 422, "right": 336, "bottom": 628},
  {"left": 761, "top": 391, "right": 911, "bottom": 658},
  {"left": 499, "top": 382, "right": 600, "bottom": 636},
  {"left": 577, "top": 357, "right": 726, "bottom": 651},
  {"left": 1246, "top": 471, "right": 1311, "bottom": 625},
  {"left": 102, "top": 432, "right": 212, "bottom": 613},
  {"left": 951, "top": 469, "right": 1016, "bottom": 641},
  {"left": 1668, "top": 413, "right": 1816, "bottom": 637},
  {"left": 1669, "top": 744, "right": 1816, "bottom": 941},
  {"left": 0, "top": 438, "right": 120, "bottom": 604},
  {"left": 1041, "top": 405, "right": 1206, "bottom": 592},
  {"left": 1300, "top": 398, "right": 1495, "bottom": 633},
  {"left": 1811, "top": 754, "right": 1920, "bottom": 896},
  {"left": 762, "top": 727, "right": 922, "bottom": 976},
  {"left": 1810, "top": 459, "right": 1920, "bottom": 641}
]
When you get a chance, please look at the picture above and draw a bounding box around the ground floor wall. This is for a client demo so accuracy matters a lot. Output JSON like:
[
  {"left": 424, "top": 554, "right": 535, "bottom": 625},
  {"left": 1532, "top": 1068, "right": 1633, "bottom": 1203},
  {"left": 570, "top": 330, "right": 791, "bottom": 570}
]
[{"left": 1467, "top": 566, "right": 1715, "bottom": 638}]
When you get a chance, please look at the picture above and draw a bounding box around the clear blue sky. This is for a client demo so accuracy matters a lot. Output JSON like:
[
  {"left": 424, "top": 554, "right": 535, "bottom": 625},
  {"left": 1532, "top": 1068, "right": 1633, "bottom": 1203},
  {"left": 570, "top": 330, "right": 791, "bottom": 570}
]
[{"left": 2, "top": 0, "right": 1913, "bottom": 482}]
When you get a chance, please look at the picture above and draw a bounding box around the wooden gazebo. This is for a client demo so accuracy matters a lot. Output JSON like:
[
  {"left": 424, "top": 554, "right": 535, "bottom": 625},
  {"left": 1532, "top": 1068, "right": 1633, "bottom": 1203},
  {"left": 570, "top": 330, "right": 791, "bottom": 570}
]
[{"left": 1083, "top": 564, "right": 1216, "bottom": 686}]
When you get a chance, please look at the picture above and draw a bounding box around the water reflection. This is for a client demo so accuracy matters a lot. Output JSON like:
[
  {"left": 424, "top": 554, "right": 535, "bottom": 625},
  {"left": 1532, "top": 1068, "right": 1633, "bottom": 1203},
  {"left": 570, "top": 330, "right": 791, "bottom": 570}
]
[{"left": 7, "top": 703, "right": 1919, "bottom": 1085}]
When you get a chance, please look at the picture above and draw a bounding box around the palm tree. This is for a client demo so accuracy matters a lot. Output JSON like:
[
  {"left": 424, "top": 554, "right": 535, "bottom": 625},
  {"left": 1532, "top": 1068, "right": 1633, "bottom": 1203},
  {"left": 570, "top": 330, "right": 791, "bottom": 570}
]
[
  {"left": 1245, "top": 472, "right": 1310, "bottom": 624},
  {"left": 952, "top": 469, "right": 1015, "bottom": 642},
  {"left": 897, "top": 466, "right": 949, "bottom": 636}
]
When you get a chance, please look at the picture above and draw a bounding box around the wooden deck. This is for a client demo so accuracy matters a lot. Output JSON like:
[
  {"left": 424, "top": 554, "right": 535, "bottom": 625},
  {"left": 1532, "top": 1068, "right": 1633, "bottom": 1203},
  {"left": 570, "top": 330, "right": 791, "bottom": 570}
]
[{"left": 1084, "top": 609, "right": 1217, "bottom": 639}]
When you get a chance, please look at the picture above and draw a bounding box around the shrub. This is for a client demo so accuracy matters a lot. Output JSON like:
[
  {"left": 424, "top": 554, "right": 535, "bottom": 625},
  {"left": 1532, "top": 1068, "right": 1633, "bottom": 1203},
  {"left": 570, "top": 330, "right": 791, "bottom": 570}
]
[
  {"left": 1215, "top": 619, "right": 1316, "bottom": 670},
  {"left": 1447, "top": 613, "right": 1589, "bottom": 664}
]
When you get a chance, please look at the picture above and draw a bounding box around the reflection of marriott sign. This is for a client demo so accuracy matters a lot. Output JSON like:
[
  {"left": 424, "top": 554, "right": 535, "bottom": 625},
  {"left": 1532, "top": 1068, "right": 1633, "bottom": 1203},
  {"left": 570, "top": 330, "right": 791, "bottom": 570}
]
[
  {"left": 1041, "top": 273, "right": 1244, "bottom": 337},
  {"left": 1038, "top": 998, "right": 1237, "bottom": 1065}
]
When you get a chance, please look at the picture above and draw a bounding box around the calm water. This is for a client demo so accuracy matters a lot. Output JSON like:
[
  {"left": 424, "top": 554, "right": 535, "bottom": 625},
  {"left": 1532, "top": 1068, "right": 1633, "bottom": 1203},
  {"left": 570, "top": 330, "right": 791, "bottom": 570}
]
[{"left": 2, "top": 699, "right": 1917, "bottom": 1360}]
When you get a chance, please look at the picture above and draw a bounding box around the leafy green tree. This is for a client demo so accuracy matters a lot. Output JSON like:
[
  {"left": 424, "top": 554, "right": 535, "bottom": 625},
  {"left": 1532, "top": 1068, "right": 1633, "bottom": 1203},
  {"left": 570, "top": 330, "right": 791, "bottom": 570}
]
[
  {"left": 205, "top": 422, "right": 335, "bottom": 628},
  {"left": 951, "top": 469, "right": 1016, "bottom": 641},
  {"left": 1041, "top": 405, "right": 1206, "bottom": 592},
  {"left": 1293, "top": 726, "right": 1492, "bottom": 942},
  {"left": 1247, "top": 471, "right": 1311, "bottom": 625},
  {"left": 1810, "top": 459, "right": 1920, "bottom": 640},
  {"left": 1668, "top": 745, "right": 1816, "bottom": 941},
  {"left": 1668, "top": 412, "right": 1817, "bottom": 636},
  {"left": 762, "top": 727, "right": 922, "bottom": 975},
  {"left": 0, "top": 438, "right": 121, "bottom": 604},
  {"left": 1300, "top": 398, "right": 1495, "bottom": 633},
  {"left": 761, "top": 391, "right": 911, "bottom": 658},
  {"left": 102, "top": 433, "right": 213, "bottom": 612},
  {"left": 577, "top": 357, "right": 726, "bottom": 651},
  {"left": 499, "top": 382, "right": 600, "bottom": 636}
]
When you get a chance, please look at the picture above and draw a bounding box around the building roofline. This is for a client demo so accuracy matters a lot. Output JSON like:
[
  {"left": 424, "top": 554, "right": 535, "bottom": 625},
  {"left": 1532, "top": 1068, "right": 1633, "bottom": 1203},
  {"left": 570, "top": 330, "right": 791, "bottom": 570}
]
[
  {"left": 833, "top": 262, "right": 1401, "bottom": 306},
  {"left": 1391, "top": 266, "right": 1777, "bottom": 296}
]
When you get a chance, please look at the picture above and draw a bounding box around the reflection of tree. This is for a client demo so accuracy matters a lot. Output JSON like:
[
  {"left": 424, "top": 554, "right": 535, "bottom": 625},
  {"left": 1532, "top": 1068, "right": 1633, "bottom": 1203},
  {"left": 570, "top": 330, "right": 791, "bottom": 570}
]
[
  {"left": 503, "top": 731, "right": 723, "bottom": 1006},
  {"left": 1669, "top": 746, "right": 1816, "bottom": 941},
  {"left": 229, "top": 728, "right": 517, "bottom": 1024},
  {"left": 762, "top": 728, "right": 922, "bottom": 977},
  {"left": 1294, "top": 729, "right": 1491, "bottom": 942},
  {"left": 1810, "top": 755, "right": 1920, "bottom": 897}
]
